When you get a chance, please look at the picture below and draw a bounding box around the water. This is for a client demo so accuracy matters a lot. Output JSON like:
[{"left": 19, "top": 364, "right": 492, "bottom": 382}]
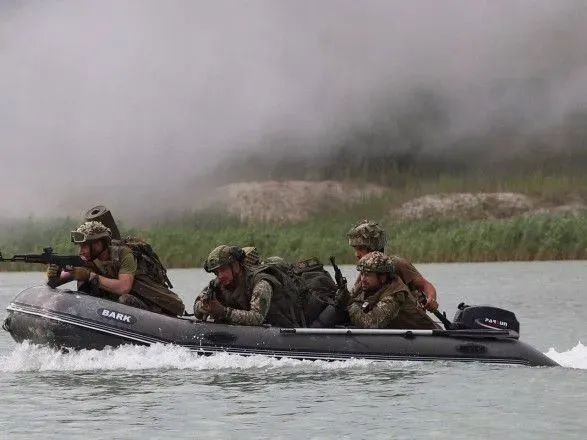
[{"left": 1, "top": 262, "right": 586, "bottom": 439}]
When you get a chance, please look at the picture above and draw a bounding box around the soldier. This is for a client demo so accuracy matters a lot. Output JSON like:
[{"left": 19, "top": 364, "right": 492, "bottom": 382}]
[
  {"left": 339, "top": 252, "right": 439, "bottom": 329},
  {"left": 194, "top": 245, "right": 302, "bottom": 327},
  {"left": 347, "top": 219, "right": 439, "bottom": 311},
  {"left": 46, "top": 221, "right": 149, "bottom": 309}
]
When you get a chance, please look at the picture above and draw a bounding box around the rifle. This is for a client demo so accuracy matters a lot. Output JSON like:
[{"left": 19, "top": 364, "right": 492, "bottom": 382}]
[
  {"left": 0, "top": 247, "right": 85, "bottom": 267},
  {"left": 195, "top": 279, "right": 221, "bottom": 322},
  {"left": 0, "top": 247, "right": 87, "bottom": 288},
  {"left": 202, "top": 279, "right": 220, "bottom": 301},
  {"left": 308, "top": 256, "right": 349, "bottom": 327},
  {"left": 329, "top": 256, "right": 347, "bottom": 290}
]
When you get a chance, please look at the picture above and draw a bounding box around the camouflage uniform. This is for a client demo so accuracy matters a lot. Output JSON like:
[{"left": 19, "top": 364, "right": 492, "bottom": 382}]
[
  {"left": 346, "top": 252, "right": 438, "bottom": 329},
  {"left": 71, "top": 222, "right": 148, "bottom": 310},
  {"left": 347, "top": 220, "right": 426, "bottom": 298},
  {"left": 347, "top": 219, "right": 386, "bottom": 296},
  {"left": 195, "top": 272, "right": 274, "bottom": 326},
  {"left": 195, "top": 245, "right": 301, "bottom": 327}
]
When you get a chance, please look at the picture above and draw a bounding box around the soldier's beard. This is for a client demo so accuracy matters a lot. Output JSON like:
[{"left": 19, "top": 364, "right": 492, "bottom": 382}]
[
  {"left": 223, "top": 280, "right": 237, "bottom": 290},
  {"left": 222, "top": 269, "right": 244, "bottom": 291},
  {"left": 362, "top": 282, "right": 381, "bottom": 296}
]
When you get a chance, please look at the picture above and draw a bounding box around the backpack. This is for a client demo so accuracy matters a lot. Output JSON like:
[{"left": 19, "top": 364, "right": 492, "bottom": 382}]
[
  {"left": 293, "top": 257, "right": 338, "bottom": 324},
  {"left": 114, "top": 237, "right": 173, "bottom": 289},
  {"left": 250, "top": 263, "right": 307, "bottom": 327}
]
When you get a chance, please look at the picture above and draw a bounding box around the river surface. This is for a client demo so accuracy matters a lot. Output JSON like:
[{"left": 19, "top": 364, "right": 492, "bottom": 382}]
[{"left": 1, "top": 262, "right": 586, "bottom": 439}]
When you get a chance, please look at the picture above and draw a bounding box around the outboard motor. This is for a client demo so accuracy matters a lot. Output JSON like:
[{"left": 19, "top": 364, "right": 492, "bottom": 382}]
[{"left": 452, "top": 303, "right": 520, "bottom": 336}]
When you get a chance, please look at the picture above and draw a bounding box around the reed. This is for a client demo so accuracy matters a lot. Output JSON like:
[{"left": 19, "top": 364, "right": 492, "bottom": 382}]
[
  {"left": 2, "top": 211, "right": 586, "bottom": 271},
  {"left": 2, "top": 170, "right": 587, "bottom": 270}
]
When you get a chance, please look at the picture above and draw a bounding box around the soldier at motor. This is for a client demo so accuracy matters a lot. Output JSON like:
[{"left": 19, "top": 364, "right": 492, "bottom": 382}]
[
  {"left": 337, "top": 251, "right": 439, "bottom": 329},
  {"left": 347, "top": 219, "right": 439, "bottom": 311}
]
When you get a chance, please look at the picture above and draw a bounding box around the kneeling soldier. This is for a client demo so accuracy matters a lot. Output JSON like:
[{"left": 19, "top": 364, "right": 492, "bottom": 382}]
[
  {"left": 194, "top": 245, "right": 302, "bottom": 327},
  {"left": 339, "top": 251, "right": 438, "bottom": 329}
]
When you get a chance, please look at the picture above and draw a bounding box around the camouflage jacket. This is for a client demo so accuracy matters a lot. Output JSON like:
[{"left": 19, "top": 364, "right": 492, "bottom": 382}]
[
  {"left": 347, "top": 278, "right": 438, "bottom": 329},
  {"left": 194, "top": 265, "right": 301, "bottom": 327}
]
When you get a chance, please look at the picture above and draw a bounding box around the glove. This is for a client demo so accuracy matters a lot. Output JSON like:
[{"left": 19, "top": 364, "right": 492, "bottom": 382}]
[
  {"left": 70, "top": 267, "right": 91, "bottom": 281},
  {"left": 423, "top": 296, "right": 438, "bottom": 312},
  {"left": 208, "top": 279, "right": 220, "bottom": 292},
  {"left": 200, "top": 298, "right": 226, "bottom": 318},
  {"left": 46, "top": 264, "right": 60, "bottom": 279},
  {"left": 334, "top": 287, "right": 350, "bottom": 308},
  {"left": 203, "top": 279, "right": 219, "bottom": 300}
]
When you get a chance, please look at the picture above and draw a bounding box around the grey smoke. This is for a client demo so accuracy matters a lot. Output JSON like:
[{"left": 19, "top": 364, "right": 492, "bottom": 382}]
[{"left": 1, "top": 0, "right": 586, "bottom": 218}]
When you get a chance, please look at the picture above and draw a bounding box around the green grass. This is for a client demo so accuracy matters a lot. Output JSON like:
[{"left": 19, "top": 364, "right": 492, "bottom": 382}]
[
  {"left": 2, "top": 171, "right": 587, "bottom": 270},
  {"left": 2, "top": 211, "right": 587, "bottom": 271}
]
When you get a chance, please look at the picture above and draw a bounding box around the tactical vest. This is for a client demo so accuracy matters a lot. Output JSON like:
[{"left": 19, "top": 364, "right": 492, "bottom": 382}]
[
  {"left": 354, "top": 280, "right": 439, "bottom": 330},
  {"left": 112, "top": 237, "right": 173, "bottom": 288},
  {"left": 218, "top": 265, "right": 303, "bottom": 327},
  {"left": 97, "top": 245, "right": 185, "bottom": 316}
]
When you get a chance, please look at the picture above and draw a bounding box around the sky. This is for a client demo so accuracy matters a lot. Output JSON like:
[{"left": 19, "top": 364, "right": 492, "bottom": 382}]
[{"left": 1, "top": 0, "right": 586, "bottom": 218}]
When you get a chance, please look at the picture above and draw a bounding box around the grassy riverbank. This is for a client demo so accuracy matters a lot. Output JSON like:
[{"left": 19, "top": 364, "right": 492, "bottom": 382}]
[
  {"left": 2, "top": 171, "right": 587, "bottom": 270},
  {"left": 1, "top": 210, "right": 587, "bottom": 271},
  {"left": 132, "top": 213, "right": 587, "bottom": 265}
]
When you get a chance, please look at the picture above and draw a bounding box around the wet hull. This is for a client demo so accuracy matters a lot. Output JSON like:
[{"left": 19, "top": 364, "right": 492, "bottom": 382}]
[{"left": 3, "top": 286, "right": 559, "bottom": 366}]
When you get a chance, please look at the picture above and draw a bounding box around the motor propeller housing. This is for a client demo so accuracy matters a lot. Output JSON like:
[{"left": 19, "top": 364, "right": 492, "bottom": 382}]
[{"left": 451, "top": 303, "right": 520, "bottom": 335}]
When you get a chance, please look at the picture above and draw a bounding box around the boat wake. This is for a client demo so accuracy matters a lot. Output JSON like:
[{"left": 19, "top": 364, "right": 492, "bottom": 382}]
[
  {"left": 545, "top": 342, "right": 587, "bottom": 369},
  {"left": 2, "top": 341, "right": 586, "bottom": 372},
  {"left": 0, "top": 341, "right": 382, "bottom": 373}
]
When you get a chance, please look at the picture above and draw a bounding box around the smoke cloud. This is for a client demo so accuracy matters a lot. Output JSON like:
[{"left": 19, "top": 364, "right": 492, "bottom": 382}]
[{"left": 1, "top": 0, "right": 586, "bottom": 218}]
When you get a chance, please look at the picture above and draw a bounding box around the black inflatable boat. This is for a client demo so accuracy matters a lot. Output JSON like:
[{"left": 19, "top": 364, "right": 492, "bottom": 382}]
[{"left": 3, "top": 285, "right": 558, "bottom": 367}]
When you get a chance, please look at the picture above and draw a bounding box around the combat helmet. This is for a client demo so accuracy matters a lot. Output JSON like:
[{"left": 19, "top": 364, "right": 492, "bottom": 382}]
[
  {"left": 347, "top": 219, "right": 386, "bottom": 251},
  {"left": 70, "top": 221, "right": 112, "bottom": 245},
  {"left": 356, "top": 251, "right": 395, "bottom": 277},
  {"left": 204, "top": 245, "right": 245, "bottom": 273}
]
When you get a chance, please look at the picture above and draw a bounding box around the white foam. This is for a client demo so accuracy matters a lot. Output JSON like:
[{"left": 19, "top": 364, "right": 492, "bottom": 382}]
[
  {"left": 10, "top": 341, "right": 580, "bottom": 372},
  {"left": 545, "top": 342, "right": 587, "bottom": 369},
  {"left": 0, "top": 341, "right": 383, "bottom": 372}
]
